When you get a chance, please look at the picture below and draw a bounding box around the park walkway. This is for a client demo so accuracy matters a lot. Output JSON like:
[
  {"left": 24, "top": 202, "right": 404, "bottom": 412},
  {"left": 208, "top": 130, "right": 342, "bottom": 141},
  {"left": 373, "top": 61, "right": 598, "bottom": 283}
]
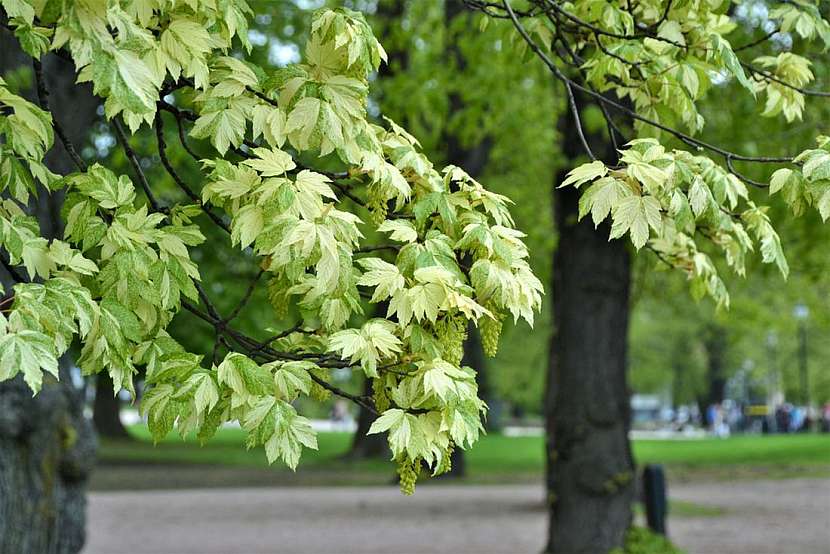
[{"left": 84, "top": 478, "right": 830, "bottom": 554}]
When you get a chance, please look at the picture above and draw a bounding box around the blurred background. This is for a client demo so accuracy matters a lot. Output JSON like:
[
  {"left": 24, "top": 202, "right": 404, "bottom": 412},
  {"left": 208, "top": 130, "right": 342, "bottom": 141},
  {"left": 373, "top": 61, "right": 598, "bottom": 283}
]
[{"left": 1, "top": 1, "right": 829, "bottom": 553}]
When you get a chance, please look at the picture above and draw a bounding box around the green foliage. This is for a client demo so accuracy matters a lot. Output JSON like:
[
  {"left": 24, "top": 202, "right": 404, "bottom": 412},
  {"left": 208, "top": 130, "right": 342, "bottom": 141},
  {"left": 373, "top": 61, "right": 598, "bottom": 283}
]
[
  {"left": 0, "top": 1, "right": 542, "bottom": 488},
  {"left": 509, "top": 0, "right": 830, "bottom": 311},
  {"left": 562, "top": 138, "right": 790, "bottom": 309},
  {"left": 609, "top": 527, "right": 685, "bottom": 554},
  {"left": 356, "top": 2, "right": 557, "bottom": 411}
]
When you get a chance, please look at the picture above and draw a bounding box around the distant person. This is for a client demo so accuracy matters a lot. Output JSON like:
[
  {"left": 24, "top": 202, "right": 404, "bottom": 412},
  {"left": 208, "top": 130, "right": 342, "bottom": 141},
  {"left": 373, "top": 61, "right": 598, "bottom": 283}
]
[
  {"left": 775, "top": 404, "right": 791, "bottom": 434},
  {"left": 790, "top": 406, "right": 804, "bottom": 433},
  {"left": 706, "top": 403, "right": 718, "bottom": 430},
  {"left": 690, "top": 404, "right": 701, "bottom": 427},
  {"left": 709, "top": 403, "right": 729, "bottom": 438},
  {"left": 821, "top": 403, "right": 830, "bottom": 433},
  {"left": 330, "top": 399, "right": 350, "bottom": 422},
  {"left": 725, "top": 401, "right": 741, "bottom": 432}
]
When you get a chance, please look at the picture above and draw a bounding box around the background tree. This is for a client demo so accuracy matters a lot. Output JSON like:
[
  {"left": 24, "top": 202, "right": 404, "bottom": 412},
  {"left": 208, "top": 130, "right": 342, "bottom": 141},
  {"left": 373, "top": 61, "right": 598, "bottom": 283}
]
[
  {"left": 467, "top": 1, "right": 830, "bottom": 552},
  {"left": 0, "top": 26, "right": 98, "bottom": 554}
]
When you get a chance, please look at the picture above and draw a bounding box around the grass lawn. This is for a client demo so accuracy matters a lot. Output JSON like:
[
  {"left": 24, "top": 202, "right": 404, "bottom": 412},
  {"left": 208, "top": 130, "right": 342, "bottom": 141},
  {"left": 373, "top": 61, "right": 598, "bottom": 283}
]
[
  {"left": 97, "top": 426, "right": 830, "bottom": 487},
  {"left": 101, "top": 426, "right": 545, "bottom": 477},
  {"left": 634, "top": 434, "right": 830, "bottom": 466}
]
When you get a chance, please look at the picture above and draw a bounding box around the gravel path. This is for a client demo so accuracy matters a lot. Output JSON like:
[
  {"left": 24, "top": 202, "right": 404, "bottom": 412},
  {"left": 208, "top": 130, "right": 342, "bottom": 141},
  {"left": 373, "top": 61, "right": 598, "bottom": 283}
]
[
  {"left": 669, "top": 478, "right": 830, "bottom": 554},
  {"left": 84, "top": 478, "right": 830, "bottom": 554}
]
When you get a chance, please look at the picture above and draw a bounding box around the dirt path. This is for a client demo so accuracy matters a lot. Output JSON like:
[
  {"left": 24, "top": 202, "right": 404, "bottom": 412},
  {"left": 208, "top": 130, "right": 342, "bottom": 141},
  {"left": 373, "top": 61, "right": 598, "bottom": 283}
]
[
  {"left": 84, "top": 478, "right": 830, "bottom": 554},
  {"left": 669, "top": 478, "right": 830, "bottom": 554}
]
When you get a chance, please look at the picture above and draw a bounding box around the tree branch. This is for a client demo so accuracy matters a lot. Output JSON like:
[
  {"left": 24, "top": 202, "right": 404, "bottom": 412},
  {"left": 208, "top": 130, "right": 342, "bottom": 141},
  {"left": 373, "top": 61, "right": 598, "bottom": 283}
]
[
  {"left": 743, "top": 62, "right": 830, "bottom": 98},
  {"left": 32, "top": 58, "right": 87, "bottom": 172},
  {"left": 154, "top": 110, "right": 231, "bottom": 233},
  {"left": 502, "top": 0, "right": 796, "bottom": 165},
  {"left": 112, "top": 118, "right": 162, "bottom": 212},
  {"left": 225, "top": 268, "right": 264, "bottom": 323}
]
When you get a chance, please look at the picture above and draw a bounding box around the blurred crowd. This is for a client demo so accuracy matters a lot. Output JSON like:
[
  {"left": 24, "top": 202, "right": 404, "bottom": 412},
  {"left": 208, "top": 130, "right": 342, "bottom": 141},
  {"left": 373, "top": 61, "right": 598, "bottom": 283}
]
[
  {"left": 705, "top": 401, "right": 830, "bottom": 436},
  {"left": 637, "top": 400, "right": 830, "bottom": 436}
]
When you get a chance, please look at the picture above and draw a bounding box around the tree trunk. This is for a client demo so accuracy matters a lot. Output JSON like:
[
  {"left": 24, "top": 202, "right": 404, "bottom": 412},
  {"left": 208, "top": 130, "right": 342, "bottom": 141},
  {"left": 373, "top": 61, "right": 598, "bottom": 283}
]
[
  {"left": 546, "top": 183, "right": 634, "bottom": 554},
  {"left": 0, "top": 362, "right": 96, "bottom": 554},
  {"left": 441, "top": 0, "right": 494, "bottom": 479},
  {"left": 703, "top": 324, "right": 727, "bottom": 408},
  {"left": 0, "top": 26, "right": 99, "bottom": 554},
  {"left": 346, "top": 377, "right": 391, "bottom": 460},
  {"left": 93, "top": 371, "right": 130, "bottom": 439},
  {"left": 346, "top": 0, "right": 406, "bottom": 461},
  {"left": 545, "top": 104, "right": 634, "bottom": 552}
]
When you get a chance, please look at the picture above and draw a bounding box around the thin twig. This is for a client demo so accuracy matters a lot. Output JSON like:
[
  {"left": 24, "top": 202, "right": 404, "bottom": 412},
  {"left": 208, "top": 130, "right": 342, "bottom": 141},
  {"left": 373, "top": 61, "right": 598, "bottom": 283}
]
[
  {"left": 154, "top": 111, "right": 231, "bottom": 233},
  {"left": 502, "top": 0, "right": 795, "bottom": 164},
  {"left": 743, "top": 62, "right": 830, "bottom": 98},
  {"left": 225, "top": 268, "right": 264, "bottom": 323},
  {"left": 734, "top": 28, "right": 780, "bottom": 52},
  {"left": 562, "top": 79, "right": 596, "bottom": 161},
  {"left": 180, "top": 298, "right": 376, "bottom": 411},
  {"left": 32, "top": 58, "right": 87, "bottom": 172},
  {"left": 356, "top": 244, "right": 401, "bottom": 253},
  {"left": 251, "top": 323, "right": 305, "bottom": 353},
  {"left": 112, "top": 119, "right": 162, "bottom": 211}
]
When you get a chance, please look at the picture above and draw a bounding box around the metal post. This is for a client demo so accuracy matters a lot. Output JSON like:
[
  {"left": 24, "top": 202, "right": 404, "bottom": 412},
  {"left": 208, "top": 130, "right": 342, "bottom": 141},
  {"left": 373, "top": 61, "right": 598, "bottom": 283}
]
[{"left": 643, "top": 464, "right": 668, "bottom": 535}]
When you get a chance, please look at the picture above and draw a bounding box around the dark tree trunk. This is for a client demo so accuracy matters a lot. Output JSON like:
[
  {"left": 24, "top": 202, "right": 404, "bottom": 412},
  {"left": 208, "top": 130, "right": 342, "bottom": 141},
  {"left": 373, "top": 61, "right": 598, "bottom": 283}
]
[
  {"left": 464, "top": 322, "right": 490, "bottom": 426},
  {"left": 0, "top": 361, "right": 96, "bottom": 554},
  {"left": 0, "top": 27, "right": 99, "bottom": 554},
  {"left": 703, "top": 324, "right": 727, "bottom": 408},
  {"left": 351, "top": 0, "right": 494, "bottom": 469},
  {"left": 440, "top": 0, "right": 494, "bottom": 479},
  {"left": 93, "top": 371, "right": 130, "bottom": 439},
  {"left": 545, "top": 184, "right": 634, "bottom": 554},
  {"left": 545, "top": 99, "right": 634, "bottom": 552},
  {"left": 347, "top": 377, "right": 391, "bottom": 460}
]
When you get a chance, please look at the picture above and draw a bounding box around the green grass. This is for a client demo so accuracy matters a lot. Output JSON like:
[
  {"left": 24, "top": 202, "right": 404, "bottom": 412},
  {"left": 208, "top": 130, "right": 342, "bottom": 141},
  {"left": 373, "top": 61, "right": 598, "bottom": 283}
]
[
  {"left": 100, "top": 426, "right": 830, "bottom": 480},
  {"left": 102, "top": 426, "right": 545, "bottom": 477},
  {"left": 633, "top": 434, "right": 830, "bottom": 466}
]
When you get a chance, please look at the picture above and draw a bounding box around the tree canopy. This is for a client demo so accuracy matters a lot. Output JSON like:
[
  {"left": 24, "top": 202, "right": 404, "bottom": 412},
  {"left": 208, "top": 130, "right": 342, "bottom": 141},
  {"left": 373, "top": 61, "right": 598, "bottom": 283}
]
[
  {"left": 0, "top": 1, "right": 543, "bottom": 493},
  {"left": 468, "top": 0, "right": 830, "bottom": 310}
]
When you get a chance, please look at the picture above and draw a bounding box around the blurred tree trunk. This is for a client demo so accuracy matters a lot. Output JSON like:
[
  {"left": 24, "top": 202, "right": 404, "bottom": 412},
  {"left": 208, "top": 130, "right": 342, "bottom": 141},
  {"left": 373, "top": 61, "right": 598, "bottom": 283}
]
[
  {"left": 438, "top": 0, "right": 495, "bottom": 479},
  {"left": 703, "top": 324, "right": 727, "bottom": 406},
  {"left": 545, "top": 100, "right": 634, "bottom": 553},
  {"left": 347, "top": 376, "right": 391, "bottom": 460},
  {"left": 93, "top": 371, "right": 130, "bottom": 439},
  {"left": 0, "top": 25, "right": 99, "bottom": 554},
  {"left": 346, "top": 0, "right": 407, "bottom": 460},
  {"left": 350, "top": 1, "right": 494, "bottom": 473}
]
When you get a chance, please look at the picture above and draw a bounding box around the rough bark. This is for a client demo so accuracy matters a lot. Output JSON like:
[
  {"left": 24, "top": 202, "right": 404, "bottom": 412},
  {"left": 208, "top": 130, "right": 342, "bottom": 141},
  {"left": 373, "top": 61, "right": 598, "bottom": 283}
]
[
  {"left": 93, "top": 371, "right": 130, "bottom": 439},
  {"left": 545, "top": 107, "right": 634, "bottom": 553},
  {"left": 0, "top": 362, "right": 96, "bottom": 554},
  {"left": 0, "top": 28, "right": 99, "bottom": 554}
]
